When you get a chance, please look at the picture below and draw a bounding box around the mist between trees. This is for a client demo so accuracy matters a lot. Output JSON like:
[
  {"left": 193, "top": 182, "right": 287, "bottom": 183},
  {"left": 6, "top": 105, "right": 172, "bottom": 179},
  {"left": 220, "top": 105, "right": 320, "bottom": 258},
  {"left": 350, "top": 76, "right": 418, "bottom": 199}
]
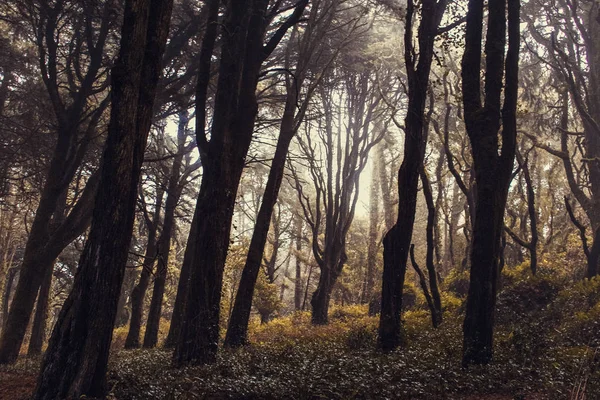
[{"left": 0, "top": 0, "right": 599, "bottom": 398}]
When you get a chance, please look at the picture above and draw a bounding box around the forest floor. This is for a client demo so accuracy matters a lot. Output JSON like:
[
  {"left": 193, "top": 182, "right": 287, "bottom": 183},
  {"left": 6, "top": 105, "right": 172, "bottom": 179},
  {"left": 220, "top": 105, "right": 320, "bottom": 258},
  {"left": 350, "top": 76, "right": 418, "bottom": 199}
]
[
  {"left": 2, "top": 266, "right": 599, "bottom": 399},
  {"left": 0, "top": 311, "right": 595, "bottom": 400}
]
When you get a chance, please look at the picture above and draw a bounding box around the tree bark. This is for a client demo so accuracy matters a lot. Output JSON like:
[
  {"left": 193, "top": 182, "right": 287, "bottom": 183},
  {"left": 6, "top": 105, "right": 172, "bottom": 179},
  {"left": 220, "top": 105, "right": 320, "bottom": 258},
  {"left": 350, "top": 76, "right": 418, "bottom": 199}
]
[
  {"left": 461, "top": 0, "right": 520, "bottom": 366},
  {"left": 33, "top": 0, "right": 173, "bottom": 397},
  {"left": 163, "top": 0, "right": 219, "bottom": 349},
  {"left": 378, "top": 0, "right": 447, "bottom": 352},
  {"left": 174, "top": 0, "right": 306, "bottom": 366}
]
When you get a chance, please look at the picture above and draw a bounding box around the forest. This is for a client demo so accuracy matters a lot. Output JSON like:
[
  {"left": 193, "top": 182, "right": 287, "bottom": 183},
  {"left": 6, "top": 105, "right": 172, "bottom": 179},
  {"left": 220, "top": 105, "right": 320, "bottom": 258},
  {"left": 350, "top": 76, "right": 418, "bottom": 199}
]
[{"left": 0, "top": 0, "right": 599, "bottom": 398}]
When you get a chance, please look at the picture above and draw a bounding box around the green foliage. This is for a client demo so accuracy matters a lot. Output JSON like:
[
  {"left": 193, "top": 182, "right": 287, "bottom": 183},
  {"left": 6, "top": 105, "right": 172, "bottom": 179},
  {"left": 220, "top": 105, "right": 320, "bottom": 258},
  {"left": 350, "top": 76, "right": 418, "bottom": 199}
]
[
  {"left": 443, "top": 268, "right": 470, "bottom": 298},
  {"left": 101, "top": 303, "right": 600, "bottom": 399},
  {"left": 253, "top": 270, "right": 282, "bottom": 321},
  {"left": 101, "top": 260, "right": 600, "bottom": 399}
]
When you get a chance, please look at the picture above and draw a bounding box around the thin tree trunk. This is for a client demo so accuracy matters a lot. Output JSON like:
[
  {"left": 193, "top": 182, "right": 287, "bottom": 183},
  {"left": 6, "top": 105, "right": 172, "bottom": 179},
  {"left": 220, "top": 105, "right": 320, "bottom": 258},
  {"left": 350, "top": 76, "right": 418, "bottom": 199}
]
[
  {"left": 294, "top": 217, "right": 303, "bottom": 311},
  {"left": 420, "top": 168, "right": 442, "bottom": 327},
  {"left": 143, "top": 110, "right": 186, "bottom": 348},
  {"left": 27, "top": 261, "right": 53, "bottom": 356},
  {"left": 124, "top": 188, "right": 163, "bottom": 349}
]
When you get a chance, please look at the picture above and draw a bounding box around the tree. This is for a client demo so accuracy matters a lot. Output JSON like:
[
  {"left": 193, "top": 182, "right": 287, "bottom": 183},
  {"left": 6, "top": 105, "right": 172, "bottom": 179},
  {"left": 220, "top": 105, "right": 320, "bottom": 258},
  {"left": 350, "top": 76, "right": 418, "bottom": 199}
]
[
  {"left": 377, "top": 0, "right": 447, "bottom": 351},
  {"left": 163, "top": 0, "right": 221, "bottom": 349},
  {"left": 143, "top": 109, "right": 192, "bottom": 348},
  {"left": 173, "top": 0, "right": 307, "bottom": 366},
  {"left": 124, "top": 177, "right": 164, "bottom": 348},
  {"left": 224, "top": 0, "right": 343, "bottom": 347},
  {"left": 33, "top": 0, "right": 174, "bottom": 396},
  {"left": 292, "top": 60, "right": 385, "bottom": 324},
  {"left": 0, "top": 0, "right": 115, "bottom": 364},
  {"left": 524, "top": 0, "right": 600, "bottom": 278},
  {"left": 461, "top": 0, "right": 520, "bottom": 366}
]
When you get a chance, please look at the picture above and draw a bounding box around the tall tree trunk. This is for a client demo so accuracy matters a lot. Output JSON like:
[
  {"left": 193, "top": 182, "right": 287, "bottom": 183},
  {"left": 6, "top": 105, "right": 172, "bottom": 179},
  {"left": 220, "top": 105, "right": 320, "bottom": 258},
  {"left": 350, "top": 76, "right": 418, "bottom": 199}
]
[
  {"left": 33, "top": 0, "right": 173, "bottom": 397},
  {"left": 378, "top": 0, "right": 446, "bottom": 352},
  {"left": 143, "top": 110, "right": 186, "bottom": 348},
  {"left": 174, "top": 0, "right": 263, "bottom": 366},
  {"left": 163, "top": 0, "right": 219, "bottom": 350},
  {"left": 461, "top": 0, "right": 519, "bottom": 366},
  {"left": 174, "top": 0, "right": 306, "bottom": 366}
]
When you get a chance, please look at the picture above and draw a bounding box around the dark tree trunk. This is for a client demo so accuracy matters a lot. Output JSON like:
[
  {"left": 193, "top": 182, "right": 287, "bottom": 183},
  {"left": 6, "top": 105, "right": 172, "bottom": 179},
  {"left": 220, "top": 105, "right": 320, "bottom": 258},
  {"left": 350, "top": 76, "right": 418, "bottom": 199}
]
[
  {"left": 310, "top": 265, "right": 340, "bottom": 325},
  {"left": 143, "top": 111, "right": 186, "bottom": 349},
  {"left": 33, "top": 0, "right": 173, "bottom": 397},
  {"left": 378, "top": 0, "right": 447, "bottom": 352},
  {"left": 174, "top": 0, "right": 265, "bottom": 366},
  {"left": 174, "top": 0, "right": 306, "bottom": 366},
  {"left": 163, "top": 209, "right": 197, "bottom": 348},
  {"left": 27, "top": 262, "right": 53, "bottom": 356},
  {"left": 224, "top": 97, "right": 299, "bottom": 347},
  {"left": 420, "top": 169, "right": 443, "bottom": 327},
  {"left": 163, "top": 0, "right": 219, "bottom": 350},
  {"left": 124, "top": 208, "right": 160, "bottom": 349},
  {"left": 461, "top": 0, "right": 519, "bottom": 366}
]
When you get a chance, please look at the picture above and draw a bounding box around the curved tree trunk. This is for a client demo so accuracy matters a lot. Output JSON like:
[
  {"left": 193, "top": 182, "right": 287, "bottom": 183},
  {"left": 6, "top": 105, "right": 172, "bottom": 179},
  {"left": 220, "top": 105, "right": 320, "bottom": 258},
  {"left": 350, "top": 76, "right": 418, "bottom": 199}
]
[{"left": 378, "top": 0, "right": 447, "bottom": 352}]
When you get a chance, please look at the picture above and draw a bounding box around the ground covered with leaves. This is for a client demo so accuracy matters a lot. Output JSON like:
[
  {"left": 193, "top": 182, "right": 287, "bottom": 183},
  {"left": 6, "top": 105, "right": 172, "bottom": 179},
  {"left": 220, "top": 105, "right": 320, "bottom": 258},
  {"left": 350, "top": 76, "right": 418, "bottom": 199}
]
[{"left": 2, "top": 263, "right": 599, "bottom": 399}]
